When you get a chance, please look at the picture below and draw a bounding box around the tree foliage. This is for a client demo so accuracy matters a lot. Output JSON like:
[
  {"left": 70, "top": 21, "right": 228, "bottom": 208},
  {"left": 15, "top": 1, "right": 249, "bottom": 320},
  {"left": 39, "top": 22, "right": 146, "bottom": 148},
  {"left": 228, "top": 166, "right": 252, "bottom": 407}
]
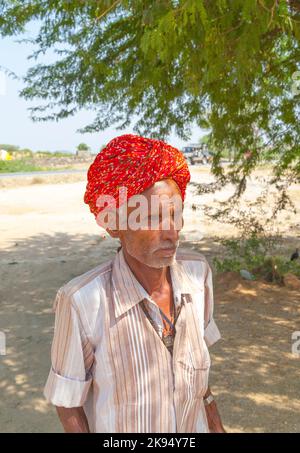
[
  {"left": 0, "top": 0, "right": 300, "bottom": 205},
  {"left": 77, "top": 142, "right": 90, "bottom": 151}
]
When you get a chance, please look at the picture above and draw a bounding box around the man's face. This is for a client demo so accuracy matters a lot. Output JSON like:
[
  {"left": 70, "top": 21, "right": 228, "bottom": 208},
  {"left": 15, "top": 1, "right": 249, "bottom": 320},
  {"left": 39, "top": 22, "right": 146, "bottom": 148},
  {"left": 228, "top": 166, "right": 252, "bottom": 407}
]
[{"left": 107, "top": 178, "right": 184, "bottom": 268}]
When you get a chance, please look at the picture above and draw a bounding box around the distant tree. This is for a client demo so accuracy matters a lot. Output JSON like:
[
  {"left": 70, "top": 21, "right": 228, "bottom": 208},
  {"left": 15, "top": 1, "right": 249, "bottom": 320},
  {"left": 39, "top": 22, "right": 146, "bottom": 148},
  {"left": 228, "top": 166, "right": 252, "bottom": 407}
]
[
  {"left": 0, "top": 144, "right": 20, "bottom": 153},
  {"left": 77, "top": 143, "right": 90, "bottom": 152}
]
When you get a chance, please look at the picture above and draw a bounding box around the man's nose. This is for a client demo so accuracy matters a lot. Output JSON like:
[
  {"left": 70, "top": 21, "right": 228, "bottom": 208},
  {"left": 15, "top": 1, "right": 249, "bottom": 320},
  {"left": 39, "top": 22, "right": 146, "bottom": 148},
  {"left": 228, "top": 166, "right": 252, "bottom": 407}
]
[{"left": 160, "top": 217, "right": 181, "bottom": 242}]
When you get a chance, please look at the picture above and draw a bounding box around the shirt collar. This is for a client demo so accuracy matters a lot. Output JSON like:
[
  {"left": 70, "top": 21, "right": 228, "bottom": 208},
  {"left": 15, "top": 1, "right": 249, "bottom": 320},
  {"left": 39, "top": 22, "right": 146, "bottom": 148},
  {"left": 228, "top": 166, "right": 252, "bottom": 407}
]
[{"left": 111, "top": 247, "right": 199, "bottom": 319}]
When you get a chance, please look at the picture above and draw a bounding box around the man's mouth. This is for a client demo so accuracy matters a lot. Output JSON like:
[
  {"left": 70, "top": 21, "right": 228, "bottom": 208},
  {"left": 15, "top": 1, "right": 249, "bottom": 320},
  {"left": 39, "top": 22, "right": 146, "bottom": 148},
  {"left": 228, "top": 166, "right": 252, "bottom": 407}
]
[{"left": 156, "top": 247, "right": 177, "bottom": 256}]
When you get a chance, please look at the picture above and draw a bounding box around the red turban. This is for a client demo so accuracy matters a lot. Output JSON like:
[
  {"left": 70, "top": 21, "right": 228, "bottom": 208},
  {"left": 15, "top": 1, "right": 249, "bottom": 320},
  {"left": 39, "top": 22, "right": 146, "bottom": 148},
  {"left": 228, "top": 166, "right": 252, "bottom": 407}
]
[{"left": 84, "top": 134, "right": 190, "bottom": 218}]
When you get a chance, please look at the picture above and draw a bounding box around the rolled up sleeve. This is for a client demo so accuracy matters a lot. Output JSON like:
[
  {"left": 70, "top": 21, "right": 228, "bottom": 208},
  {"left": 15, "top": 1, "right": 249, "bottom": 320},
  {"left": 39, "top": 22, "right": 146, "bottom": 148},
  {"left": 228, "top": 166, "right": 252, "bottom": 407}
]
[
  {"left": 44, "top": 367, "right": 92, "bottom": 407},
  {"left": 203, "top": 261, "right": 221, "bottom": 347},
  {"left": 44, "top": 287, "right": 94, "bottom": 408}
]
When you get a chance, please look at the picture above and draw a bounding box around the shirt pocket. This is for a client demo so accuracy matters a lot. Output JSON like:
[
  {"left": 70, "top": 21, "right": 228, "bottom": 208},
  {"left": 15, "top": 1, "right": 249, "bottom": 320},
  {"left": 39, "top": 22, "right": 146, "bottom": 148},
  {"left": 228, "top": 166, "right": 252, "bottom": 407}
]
[
  {"left": 190, "top": 344, "right": 211, "bottom": 399},
  {"left": 177, "top": 342, "right": 211, "bottom": 400}
]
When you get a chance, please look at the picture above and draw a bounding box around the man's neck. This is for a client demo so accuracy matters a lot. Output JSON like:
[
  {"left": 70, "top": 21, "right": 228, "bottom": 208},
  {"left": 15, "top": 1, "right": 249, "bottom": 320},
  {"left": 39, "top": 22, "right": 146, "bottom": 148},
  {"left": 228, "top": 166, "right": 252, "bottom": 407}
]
[{"left": 121, "top": 247, "right": 171, "bottom": 298}]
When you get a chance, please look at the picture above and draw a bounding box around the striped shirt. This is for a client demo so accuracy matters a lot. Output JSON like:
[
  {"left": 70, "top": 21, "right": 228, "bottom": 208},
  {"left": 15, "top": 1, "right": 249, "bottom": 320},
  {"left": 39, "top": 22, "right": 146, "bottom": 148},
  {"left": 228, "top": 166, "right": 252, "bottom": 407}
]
[{"left": 44, "top": 247, "right": 221, "bottom": 433}]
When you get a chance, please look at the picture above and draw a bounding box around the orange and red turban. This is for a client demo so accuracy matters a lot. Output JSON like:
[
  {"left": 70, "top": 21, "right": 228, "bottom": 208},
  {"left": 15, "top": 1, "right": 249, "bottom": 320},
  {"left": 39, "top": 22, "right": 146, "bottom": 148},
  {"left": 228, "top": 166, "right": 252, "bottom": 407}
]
[{"left": 84, "top": 134, "right": 190, "bottom": 218}]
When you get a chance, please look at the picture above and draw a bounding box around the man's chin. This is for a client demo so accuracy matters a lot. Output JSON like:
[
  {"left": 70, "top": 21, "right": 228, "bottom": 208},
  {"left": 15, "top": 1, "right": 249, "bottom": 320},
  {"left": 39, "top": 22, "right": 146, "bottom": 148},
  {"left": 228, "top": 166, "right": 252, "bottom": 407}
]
[
  {"left": 146, "top": 254, "right": 177, "bottom": 268},
  {"left": 126, "top": 246, "right": 177, "bottom": 268}
]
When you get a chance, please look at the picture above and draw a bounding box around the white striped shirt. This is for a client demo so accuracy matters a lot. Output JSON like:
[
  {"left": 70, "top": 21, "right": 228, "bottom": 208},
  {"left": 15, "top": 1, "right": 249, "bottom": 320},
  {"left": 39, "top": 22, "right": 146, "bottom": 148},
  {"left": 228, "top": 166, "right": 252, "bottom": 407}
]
[{"left": 44, "top": 247, "right": 221, "bottom": 433}]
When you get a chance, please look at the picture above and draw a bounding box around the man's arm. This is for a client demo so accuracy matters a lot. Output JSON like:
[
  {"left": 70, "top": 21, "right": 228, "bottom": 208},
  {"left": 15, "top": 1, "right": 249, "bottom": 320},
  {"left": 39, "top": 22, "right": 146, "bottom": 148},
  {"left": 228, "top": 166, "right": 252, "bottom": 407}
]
[
  {"left": 203, "top": 386, "right": 226, "bottom": 433},
  {"left": 56, "top": 406, "right": 90, "bottom": 433},
  {"left": 43, "top": 289, "right": 94, "bottom": 431}
]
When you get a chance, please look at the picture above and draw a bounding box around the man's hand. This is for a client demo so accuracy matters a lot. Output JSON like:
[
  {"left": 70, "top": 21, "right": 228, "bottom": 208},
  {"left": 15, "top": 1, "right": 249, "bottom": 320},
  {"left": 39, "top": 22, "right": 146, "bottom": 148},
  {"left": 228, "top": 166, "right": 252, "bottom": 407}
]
[
  {"left": 204, "top": 399, "right": 226, "bottom": 433},
  {"left": 203, "top": 387, "right": 226, "bottom": 433}
]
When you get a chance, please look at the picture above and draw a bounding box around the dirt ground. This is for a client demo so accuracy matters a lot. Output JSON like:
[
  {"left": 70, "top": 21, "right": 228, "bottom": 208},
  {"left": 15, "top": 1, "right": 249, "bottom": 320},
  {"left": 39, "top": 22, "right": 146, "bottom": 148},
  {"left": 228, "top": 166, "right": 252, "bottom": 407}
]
[{"left": 0, "top": 166, "right": 299, "bottom": 432}]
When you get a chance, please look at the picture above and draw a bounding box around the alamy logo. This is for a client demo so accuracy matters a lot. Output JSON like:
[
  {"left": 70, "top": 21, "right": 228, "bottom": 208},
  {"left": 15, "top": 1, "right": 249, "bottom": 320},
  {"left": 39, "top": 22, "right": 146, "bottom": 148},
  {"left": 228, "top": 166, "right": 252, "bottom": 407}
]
[{"left": 95, "top": 188, "right": 185, "bottom": 231}]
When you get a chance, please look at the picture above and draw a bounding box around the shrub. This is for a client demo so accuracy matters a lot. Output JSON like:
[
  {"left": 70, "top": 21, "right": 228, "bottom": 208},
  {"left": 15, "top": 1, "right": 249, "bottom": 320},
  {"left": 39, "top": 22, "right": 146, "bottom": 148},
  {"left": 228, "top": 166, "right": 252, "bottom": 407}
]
[{"left": 212, "top": 234, "right": 300, "bottom": 283}]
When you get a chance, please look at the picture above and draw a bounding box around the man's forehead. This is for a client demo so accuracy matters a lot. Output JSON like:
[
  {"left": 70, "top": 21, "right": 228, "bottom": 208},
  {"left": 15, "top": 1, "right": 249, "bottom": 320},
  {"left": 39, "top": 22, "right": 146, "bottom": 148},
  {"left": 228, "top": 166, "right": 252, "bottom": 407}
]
[
  {"left": 142, "top": 178, "right": 181, "bottom": 197},
  {"left": 125, "top": 193, "right": 183, "bottom": 218},
  {"left": 115, "top": 179, "right": 183, "bottom": 218}
]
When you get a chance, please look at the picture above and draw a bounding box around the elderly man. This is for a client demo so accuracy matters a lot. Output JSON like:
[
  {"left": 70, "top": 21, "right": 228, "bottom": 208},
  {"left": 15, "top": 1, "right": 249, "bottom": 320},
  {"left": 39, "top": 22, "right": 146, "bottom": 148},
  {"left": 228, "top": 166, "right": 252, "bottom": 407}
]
[{"left": 44, "top": 134, "right": 225, "bottom": 433}]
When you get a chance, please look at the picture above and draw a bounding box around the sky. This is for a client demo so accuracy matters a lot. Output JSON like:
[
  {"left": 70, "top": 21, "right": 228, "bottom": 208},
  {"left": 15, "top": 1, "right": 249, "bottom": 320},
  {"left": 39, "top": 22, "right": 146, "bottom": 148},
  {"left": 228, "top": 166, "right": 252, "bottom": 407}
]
[{"left": 0, "top": 30, "right": 203, "bottom": 154}]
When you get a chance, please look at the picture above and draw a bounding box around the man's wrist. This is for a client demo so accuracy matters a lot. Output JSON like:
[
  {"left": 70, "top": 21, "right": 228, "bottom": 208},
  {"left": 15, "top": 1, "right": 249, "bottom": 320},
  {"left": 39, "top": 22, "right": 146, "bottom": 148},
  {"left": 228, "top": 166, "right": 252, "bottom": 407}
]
[{"left": 203, "top": 393, "right": 215, "bottom": 406}]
